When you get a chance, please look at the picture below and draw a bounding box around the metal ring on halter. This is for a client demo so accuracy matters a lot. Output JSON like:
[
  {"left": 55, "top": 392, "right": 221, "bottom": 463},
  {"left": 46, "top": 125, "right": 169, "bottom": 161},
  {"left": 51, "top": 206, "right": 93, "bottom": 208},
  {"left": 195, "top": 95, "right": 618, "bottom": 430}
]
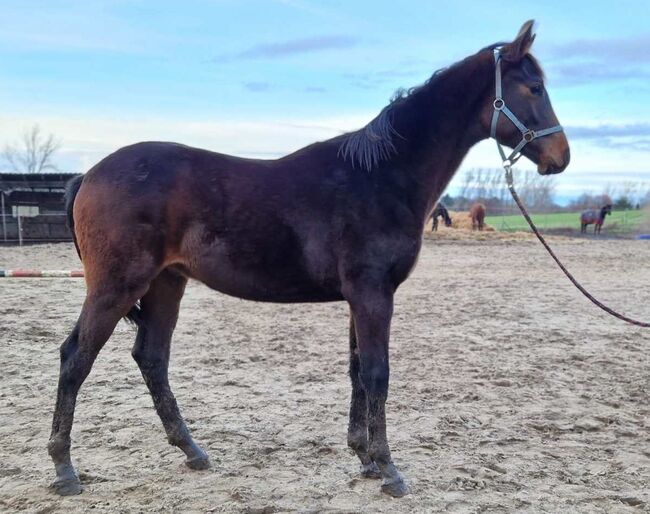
[
  {"left": 493, "top": 98, "right": 504, "bottom": 110},
  {"left": 523, "top": 130, "right": 535, "bottom": 142}
]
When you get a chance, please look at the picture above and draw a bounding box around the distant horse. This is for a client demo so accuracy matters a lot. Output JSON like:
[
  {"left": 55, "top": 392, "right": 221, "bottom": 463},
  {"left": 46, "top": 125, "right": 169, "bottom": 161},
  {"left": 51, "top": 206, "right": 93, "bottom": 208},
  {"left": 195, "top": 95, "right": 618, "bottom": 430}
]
[
  {"left": 48, "top": 21, "right": 569, "bottom": 498},
  {"left": 469, "top": 203, "right": 487, "bottom": 230},
  {"left": 581, "top": 204, "right": 612, "bottom": 234},
  {"left": 431, "top": 203, "right": 452, "bottom": 231}
]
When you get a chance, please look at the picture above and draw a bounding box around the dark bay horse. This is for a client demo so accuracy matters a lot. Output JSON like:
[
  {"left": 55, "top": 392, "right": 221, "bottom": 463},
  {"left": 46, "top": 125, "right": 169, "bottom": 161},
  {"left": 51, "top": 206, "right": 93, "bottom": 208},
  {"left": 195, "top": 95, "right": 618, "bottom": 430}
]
[
  {"left": 431, "top": 203, "right": 452, "bottom": 231},
  {"left": 581, "top": 204, "right": 612, "bottom": 234},
  {"left": 49, "top": 20, "right": 569, "bottom": 497},
  {"left": 470, "top": 203, "right": 487, "bottom": 231}
]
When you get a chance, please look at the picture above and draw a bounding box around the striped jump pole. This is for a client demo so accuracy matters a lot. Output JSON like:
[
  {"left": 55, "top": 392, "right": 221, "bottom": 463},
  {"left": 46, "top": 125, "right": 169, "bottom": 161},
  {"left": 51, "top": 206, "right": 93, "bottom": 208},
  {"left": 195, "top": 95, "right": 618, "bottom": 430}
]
[{"left": 0, "top": 269, "right": 84, "bottom": 278}]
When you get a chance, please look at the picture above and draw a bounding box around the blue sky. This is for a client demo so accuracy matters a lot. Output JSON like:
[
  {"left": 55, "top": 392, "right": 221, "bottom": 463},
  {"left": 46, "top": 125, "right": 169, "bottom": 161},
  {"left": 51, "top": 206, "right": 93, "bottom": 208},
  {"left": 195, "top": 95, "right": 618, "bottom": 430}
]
[{"left": 1, "top": 0, "right": 649, "bottom": 200}]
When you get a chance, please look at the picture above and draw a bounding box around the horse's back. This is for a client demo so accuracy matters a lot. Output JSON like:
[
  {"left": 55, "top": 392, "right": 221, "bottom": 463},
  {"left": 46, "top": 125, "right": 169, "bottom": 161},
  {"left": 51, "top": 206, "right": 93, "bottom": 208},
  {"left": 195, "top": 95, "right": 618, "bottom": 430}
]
[
  {"left": 470, "top": 203, "right": 485, "bottom": 218},
  {"left": 83, "top": 141, "right": 268, "bottom": 185},
  {"left": 581, "top": 209, "right": 598, "bottom": 224}
]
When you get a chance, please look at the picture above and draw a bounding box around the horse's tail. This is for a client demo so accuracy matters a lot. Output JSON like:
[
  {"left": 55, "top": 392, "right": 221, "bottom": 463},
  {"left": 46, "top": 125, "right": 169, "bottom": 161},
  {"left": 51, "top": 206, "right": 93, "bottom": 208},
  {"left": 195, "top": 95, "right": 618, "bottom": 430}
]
[{"left": 64, "top": 175, "right": 84, "bottom": 260}]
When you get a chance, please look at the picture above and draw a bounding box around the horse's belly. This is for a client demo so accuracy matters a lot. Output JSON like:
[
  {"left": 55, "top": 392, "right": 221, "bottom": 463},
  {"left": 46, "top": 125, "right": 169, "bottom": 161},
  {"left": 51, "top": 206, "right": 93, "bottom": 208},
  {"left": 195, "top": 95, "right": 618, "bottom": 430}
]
[
  {"left": 193, "top": 263, "right": 342, "bottom": 302},
  {"left": 178, "top": 229, "right": 341, "bottom": 303}
]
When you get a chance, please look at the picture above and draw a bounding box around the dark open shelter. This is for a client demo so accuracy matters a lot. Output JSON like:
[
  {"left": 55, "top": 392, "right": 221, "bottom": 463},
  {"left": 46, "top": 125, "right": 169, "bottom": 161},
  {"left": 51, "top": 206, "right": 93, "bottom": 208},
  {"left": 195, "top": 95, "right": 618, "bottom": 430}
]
[{"left": 0, "top": 172, "right": 80, "bottom": 244}]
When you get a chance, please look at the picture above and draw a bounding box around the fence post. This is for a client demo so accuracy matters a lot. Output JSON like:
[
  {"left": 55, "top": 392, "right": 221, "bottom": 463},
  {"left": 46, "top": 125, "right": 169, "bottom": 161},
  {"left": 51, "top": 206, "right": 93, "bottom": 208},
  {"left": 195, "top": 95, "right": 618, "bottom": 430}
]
[
  {"left": 1, "top": 192, "right": 6, "bottom": 242},
  {"left": 17, "top": 213, "right": 23, "bottom": 247}
]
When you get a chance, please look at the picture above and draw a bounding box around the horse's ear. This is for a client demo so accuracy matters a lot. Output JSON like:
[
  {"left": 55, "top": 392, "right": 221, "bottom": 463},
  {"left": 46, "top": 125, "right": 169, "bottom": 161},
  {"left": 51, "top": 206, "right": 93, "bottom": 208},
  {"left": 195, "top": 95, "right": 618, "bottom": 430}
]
[{"left": 501, "top": 20, "right": 536, "bottom": 62}]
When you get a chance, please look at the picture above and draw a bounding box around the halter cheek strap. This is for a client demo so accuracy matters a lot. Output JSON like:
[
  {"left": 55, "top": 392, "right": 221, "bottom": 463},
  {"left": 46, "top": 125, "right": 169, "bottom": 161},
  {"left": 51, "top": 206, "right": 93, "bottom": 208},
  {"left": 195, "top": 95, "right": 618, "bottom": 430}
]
[{"left": 490, "top": 48, "right": 563, "bottom": 173}]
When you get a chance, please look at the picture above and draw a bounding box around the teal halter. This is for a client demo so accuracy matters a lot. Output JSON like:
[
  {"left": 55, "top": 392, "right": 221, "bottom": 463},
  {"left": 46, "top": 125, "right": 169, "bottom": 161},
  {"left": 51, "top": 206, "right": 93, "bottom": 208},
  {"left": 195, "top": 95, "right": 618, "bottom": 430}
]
[{"left": 490, "top": 48, "right": 563, "bottom": 171}]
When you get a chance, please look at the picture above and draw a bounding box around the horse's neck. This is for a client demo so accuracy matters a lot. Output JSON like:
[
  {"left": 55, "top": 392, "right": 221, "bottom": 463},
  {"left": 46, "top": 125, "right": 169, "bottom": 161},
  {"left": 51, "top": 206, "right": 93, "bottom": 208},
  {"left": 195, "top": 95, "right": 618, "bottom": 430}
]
[{"left": 386, "top": 53, "right": 492, "bottom": 222}]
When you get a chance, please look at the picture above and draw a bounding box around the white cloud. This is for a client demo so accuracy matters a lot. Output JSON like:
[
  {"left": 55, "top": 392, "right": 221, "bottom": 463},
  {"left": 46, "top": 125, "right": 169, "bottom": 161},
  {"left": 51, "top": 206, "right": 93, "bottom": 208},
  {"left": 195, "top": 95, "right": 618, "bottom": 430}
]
[{"left": 1, "top": 113, "right": 648, "bottom": 198}]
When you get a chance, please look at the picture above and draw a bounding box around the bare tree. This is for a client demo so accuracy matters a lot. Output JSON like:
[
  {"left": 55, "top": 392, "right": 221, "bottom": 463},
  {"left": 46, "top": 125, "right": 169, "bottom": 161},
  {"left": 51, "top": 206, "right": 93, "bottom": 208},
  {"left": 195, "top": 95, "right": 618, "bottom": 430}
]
[
  {"left": 517, "top": 169, "right": 557, "bottom": 211},
  {"left": 568, "top": 192, "right": 613, "bottom": 211},
  {"left": 2, "top": 125, "right": 61, "bottom": 173},
  {"left": 459, "top": 169, "right": 475, "bottom": 200},
  {"left": 617, "top": 181, "right": 643, "bottom": 209},
  {"left": 603, "top": 183, "right": 617, "bottom": 204}
]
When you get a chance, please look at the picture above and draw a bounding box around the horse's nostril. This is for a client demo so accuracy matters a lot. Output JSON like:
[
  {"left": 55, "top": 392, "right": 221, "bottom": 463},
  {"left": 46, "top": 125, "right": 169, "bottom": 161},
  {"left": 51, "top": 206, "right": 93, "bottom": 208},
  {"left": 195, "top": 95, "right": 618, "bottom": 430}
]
[{"left": 563, "top": 148, "right": 571, "bottom": 166}]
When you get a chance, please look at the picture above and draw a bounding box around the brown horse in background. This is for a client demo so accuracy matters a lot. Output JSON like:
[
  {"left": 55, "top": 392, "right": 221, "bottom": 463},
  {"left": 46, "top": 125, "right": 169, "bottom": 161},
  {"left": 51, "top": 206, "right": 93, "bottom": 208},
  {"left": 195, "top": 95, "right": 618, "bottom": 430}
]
[
  {"left": 580, "top": 204, "right": 612, "bottom": 234},
  {"left": 48, "top": 21, "right": 569, "bottom": 498},
  {"left": 470, "top": 203, "right": 487, "bottom": 230}
]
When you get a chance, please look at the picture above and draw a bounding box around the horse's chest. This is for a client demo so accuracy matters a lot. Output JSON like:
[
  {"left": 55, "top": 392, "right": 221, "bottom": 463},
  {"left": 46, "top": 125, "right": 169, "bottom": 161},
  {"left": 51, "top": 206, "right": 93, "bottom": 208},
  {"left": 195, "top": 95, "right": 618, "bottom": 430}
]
[
  {"left": 389, "top": 241, "right": 422, "bottom": 285},
  {"left": 345, "top": 235, "right": 422, "bottom": 287}
]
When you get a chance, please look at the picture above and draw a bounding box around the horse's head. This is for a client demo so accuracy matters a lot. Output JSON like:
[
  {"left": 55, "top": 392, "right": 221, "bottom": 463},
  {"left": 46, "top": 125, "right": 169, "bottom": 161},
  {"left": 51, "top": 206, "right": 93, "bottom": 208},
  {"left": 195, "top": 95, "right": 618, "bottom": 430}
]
[
  {"left": 602, "top": 204, "right": 613, "bottom": 216},
  {"left": 480, "top": 21, "right": 570, "bottom": 175},
  {"left": 442, "top": 209, "right": 452, "bottom": 227}
]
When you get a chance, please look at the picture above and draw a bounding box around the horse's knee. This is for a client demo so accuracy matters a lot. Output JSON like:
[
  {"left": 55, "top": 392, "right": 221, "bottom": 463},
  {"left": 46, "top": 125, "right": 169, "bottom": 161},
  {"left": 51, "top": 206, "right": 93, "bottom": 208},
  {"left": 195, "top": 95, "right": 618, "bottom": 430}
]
[{"left": 359, "top": 365, "right": 389, "bottom": 399}]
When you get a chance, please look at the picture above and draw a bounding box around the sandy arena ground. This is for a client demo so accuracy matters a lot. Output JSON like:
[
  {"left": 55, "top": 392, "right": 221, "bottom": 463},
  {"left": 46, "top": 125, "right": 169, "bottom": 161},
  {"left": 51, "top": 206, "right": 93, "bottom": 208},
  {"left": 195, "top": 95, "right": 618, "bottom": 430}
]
[{"left": 1, "top": 238, "right": 648, "bottom": 513}]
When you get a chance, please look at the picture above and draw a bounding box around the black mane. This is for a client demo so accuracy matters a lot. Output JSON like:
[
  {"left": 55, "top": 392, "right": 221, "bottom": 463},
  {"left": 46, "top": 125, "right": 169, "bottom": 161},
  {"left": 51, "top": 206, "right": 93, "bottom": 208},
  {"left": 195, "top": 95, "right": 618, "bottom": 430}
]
[
  {"left": 337, "top": 106, "right": 401, "bottom": 172},
  {"left": 337, "top": 69, "right": 446, "bottom": 172}
]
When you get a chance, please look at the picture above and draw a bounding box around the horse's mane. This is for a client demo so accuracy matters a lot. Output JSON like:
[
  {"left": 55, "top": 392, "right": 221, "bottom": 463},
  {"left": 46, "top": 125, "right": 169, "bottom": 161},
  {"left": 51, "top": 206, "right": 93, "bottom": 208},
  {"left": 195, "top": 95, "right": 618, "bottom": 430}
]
[
  {"left": 337, "top": 70, "right": 446, "bottom": 172},
  {"left": 338, "top": 43, "right": 543, "bottom": 172},
  {"left": 337, "top": 106, "right": 401, "bottom": 172}
]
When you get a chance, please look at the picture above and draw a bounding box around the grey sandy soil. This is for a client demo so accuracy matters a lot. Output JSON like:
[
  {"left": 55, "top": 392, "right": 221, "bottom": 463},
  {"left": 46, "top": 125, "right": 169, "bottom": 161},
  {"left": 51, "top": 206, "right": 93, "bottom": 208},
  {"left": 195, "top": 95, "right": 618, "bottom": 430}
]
[{"left": 0, "top": 239, "right": 648, "bottom": 513}]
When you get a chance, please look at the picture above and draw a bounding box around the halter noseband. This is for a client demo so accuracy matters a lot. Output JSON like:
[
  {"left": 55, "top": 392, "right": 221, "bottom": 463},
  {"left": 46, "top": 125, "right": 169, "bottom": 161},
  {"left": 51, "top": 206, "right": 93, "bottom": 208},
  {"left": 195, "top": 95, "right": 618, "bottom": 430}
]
[{"left": 490, "top": 48, "right": 563, "bottom": 177}]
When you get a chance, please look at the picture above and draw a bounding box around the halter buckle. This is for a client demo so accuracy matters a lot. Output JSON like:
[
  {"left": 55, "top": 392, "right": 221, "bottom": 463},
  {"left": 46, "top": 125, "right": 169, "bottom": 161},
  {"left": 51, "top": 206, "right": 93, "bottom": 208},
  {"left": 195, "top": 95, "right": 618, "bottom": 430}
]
[
  {"left": 493, "top": 98, "right": 505, "bottom": 111},
  {"left": 523, "top": 130, "right": 535, "bottom": 142}
]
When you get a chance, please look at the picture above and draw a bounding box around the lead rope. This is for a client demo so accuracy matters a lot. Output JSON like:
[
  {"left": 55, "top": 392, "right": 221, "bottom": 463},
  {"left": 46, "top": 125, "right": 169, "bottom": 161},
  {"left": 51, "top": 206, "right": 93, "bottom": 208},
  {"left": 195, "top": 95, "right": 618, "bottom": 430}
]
[{"left": 504, "top": 166, "right": 650, "bottom": 328}]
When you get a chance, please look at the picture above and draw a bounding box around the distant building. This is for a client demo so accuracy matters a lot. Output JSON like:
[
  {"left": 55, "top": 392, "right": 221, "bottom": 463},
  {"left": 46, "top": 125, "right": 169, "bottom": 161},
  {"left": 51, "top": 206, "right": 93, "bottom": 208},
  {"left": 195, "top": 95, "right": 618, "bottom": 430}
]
[{"left": 0, "top": 172, "right": 81, "bottom": 244}]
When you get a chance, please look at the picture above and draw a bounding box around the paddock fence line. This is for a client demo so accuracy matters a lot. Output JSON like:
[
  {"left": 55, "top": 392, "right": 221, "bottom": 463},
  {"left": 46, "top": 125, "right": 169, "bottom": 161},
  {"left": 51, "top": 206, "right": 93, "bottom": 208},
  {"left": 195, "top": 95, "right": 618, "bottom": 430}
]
[
  {"left": 479, "top": 207, "right": 646, "bottom": 234},
  {"left": 0, "top": 213, "right": 73, "bottom": 245}
]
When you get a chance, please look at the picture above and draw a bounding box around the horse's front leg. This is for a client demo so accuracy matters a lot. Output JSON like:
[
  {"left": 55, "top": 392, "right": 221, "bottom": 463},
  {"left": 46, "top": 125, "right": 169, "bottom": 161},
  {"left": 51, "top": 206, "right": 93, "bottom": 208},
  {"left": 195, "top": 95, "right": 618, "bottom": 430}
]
[
  {"left": 346, "top": 284, "right": 410, "bottom": 497},
  {"left": 347, "top": 312, "right": 380, "bottom": 479}
]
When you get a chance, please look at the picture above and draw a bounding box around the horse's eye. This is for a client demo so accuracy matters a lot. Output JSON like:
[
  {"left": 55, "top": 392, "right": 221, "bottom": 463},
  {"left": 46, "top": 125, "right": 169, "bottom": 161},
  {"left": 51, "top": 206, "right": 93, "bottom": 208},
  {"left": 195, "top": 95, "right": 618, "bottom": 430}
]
[{"left": 530, "top": 84, "right": 543, "bottom": 96}]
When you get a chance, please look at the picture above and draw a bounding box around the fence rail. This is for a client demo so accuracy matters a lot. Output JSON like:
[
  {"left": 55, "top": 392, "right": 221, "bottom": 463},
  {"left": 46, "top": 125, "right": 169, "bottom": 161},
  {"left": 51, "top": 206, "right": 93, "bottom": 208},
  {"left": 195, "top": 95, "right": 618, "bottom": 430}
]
[
  {"left": 0, "top": 213, "right": 73, "bottom": 245},
  {"left": 485, "top": 209, "right": 648, "bottom": 233}
]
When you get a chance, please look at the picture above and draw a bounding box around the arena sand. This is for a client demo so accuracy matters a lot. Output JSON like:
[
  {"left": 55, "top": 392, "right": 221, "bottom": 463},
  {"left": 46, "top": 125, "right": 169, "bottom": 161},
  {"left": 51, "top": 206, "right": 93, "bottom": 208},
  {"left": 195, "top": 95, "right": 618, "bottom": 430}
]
[{"left": 0, "top": 239, "right": 648, "bottom": 513}]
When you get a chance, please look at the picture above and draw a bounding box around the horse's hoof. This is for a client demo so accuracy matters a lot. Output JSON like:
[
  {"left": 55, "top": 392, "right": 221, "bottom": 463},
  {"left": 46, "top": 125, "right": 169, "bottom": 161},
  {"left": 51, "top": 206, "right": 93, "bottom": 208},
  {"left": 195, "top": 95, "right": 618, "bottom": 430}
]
[
  {"left": 360, "top": 462, "right": 381, "bottom": 479},
  {"left": 185, "top": 453, "right": 211, "bottom": 470},
  {"left": 381, "top": 475, "right": 410, "bottom": 498},
  {"left": 50, "top": 475, "right": 82, "bottom": 496}
]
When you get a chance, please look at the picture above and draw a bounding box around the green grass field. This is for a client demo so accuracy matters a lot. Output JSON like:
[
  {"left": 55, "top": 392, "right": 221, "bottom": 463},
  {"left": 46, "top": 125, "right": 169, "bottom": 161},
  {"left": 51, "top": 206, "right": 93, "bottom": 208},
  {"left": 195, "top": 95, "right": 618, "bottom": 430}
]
[{"left": 485, "top": 209, "right": 649, "bottom": 234}]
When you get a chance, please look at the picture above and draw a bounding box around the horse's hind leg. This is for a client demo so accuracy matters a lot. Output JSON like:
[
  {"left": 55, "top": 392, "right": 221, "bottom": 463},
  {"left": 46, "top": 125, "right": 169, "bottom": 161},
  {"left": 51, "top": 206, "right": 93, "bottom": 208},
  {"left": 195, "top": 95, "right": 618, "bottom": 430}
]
[
  {"left": 347, "top": 312, "right": 380, "bottom": 479},
  {"left": 131, "top": 269, "right": 210, "bottom": 470},
  {"left": 48, "top": 284, "right": 148, "bottom": 495}
]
